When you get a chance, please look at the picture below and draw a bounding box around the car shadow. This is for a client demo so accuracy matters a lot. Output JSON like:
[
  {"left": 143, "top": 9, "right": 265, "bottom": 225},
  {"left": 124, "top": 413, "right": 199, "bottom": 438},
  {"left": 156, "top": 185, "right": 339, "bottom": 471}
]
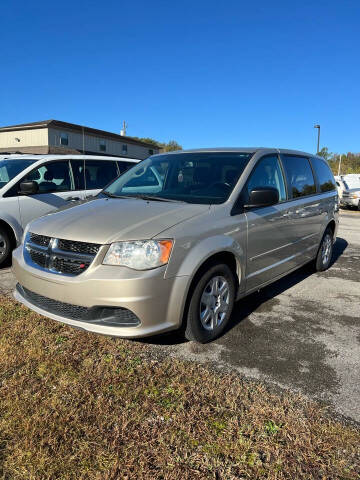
[
  {"left": 222, "top": 236, "right": 348, "bottom": 337},
  {"left": 330, "top": 236, "right": 348, "bottom": 266},
  {"left": 138, "top": 237, "right": 349, "bottom": 346},
  {"left": 0, "top": 257, "right": 12, "bottom": 270}
]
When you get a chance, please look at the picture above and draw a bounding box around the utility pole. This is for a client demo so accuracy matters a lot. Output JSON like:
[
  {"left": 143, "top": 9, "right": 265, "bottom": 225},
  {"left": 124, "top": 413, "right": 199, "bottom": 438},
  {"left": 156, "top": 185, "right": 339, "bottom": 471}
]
[
  {"left": 314, "top": 124, "right": 320, "bottom": 154},
  {"left": 337, "top": 155, "right": 342, "bottom": 176}
]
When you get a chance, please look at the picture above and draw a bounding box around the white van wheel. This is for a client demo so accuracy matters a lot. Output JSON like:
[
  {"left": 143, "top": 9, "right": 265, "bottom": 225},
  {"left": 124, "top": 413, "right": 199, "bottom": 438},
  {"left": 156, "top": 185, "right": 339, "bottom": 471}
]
[{"left": 0, "top": 228, "right": 11, "bottom": 267}]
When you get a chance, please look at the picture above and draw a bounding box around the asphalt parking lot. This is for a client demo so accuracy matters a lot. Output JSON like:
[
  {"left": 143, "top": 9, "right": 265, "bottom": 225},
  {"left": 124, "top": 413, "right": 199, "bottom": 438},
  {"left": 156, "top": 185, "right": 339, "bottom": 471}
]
[
  {"left": 1, "top": 210, "right": 359, "bottom": 423},
  {"left": 168, "top": 210, "right": 360, "bottom": 423}
]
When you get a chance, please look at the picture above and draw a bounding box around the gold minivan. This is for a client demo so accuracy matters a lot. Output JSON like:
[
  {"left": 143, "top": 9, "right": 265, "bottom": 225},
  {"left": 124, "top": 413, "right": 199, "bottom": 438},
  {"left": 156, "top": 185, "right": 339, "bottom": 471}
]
[{"left": 13, "top": 148, "right": 339, "bottom": 343}]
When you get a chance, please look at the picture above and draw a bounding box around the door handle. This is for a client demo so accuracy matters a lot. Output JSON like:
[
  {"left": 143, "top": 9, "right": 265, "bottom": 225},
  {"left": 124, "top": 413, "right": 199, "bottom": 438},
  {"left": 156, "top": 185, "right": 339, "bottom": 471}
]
[{"left": 66, "top": 197, "right": 80, "bottom": 201}]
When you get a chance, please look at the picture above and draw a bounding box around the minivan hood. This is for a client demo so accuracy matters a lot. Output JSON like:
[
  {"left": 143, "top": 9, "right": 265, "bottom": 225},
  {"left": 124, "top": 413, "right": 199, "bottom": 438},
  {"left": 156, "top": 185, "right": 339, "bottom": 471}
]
[{"left": 28, "top": 197, "right": 209, "bottom": 244}]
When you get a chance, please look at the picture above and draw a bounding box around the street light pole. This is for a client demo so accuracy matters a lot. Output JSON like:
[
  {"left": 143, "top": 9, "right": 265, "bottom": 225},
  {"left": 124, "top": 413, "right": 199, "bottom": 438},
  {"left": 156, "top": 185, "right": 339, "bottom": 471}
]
[{"left": 314, "top": 124, "right": 320, "bottom": 154}]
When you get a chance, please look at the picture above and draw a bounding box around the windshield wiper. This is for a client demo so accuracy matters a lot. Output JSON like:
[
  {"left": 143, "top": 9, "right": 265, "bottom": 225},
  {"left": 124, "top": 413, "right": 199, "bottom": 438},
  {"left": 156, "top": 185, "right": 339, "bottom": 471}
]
[
  {"left": 101, "top": 191, "right": 132, "bottom": 199},
  {"left": 131, "top": 194, "right": 186, "bottom": 203},
  {"left": 102, "top": 191, "right": 186, "bottom": 203}
]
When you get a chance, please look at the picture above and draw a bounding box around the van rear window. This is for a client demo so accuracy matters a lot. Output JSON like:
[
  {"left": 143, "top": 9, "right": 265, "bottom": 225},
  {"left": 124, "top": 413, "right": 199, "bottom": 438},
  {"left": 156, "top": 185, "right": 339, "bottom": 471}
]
[{"left": 311, "top": 157, "right": 336, "bottom": 192}]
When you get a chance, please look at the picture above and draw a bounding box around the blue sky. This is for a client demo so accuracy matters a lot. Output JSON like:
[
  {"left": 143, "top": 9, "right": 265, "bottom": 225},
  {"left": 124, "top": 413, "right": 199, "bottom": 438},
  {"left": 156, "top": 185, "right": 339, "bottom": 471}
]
[{"left": 1, "top": 0, "right": 359, "bottom": 154}]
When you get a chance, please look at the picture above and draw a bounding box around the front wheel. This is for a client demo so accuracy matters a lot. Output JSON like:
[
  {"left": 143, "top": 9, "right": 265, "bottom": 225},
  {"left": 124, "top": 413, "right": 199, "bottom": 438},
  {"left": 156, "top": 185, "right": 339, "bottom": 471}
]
[
  {"left": 0, "top": 227, "right": 12, "bottom": 267},
  {"left": 184, "top": 263, "right": 236, "bottom": 343},
  {"left": 315, "top": 227, "right": 334, "bottom": 272}
]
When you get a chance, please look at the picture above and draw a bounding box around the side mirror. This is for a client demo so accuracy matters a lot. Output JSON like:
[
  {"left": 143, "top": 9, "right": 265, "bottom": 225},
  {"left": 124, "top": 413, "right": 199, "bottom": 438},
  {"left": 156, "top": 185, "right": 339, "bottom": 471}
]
[
  {"left": 19, "top": 181, "right": 39, "bottom": 195},
  {"left": 244, "top": 187, "right": 279, "bottom": 209}
]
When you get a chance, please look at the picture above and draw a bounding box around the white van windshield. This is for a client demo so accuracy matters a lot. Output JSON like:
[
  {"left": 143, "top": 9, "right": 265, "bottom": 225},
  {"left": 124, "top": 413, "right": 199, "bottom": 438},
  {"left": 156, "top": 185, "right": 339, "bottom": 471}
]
[{"left": 0, "top": 159, "right": 36, "bottom": 189}]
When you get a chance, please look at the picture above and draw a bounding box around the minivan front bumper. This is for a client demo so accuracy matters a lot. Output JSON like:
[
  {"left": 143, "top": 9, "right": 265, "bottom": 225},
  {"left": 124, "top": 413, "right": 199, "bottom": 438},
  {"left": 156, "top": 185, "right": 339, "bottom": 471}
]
[{"left": 12, "top": 246, "right": 189, "bottom": 338}]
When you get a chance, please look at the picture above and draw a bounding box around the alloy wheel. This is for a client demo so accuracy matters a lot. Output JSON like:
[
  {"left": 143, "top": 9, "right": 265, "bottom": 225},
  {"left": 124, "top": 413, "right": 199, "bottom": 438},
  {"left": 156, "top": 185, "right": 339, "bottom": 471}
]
[
  {"left": 199, "top": 275, "right": 230, "bottom": 331},
  {"left": 321, "top": 233, "right": 332, "bottom": 265}
]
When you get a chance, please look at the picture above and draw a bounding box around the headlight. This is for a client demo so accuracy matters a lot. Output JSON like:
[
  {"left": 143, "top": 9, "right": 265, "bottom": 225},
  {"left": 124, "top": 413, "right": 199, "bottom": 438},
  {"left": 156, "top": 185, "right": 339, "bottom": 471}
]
[{"left": 103, "top": 239, "right": 173, "bottom": 270}]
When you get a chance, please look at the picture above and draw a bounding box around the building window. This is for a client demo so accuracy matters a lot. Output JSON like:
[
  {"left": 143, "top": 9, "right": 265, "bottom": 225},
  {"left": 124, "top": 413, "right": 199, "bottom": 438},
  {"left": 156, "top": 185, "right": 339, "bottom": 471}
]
[
  {"left": 122, "top": 144, "right": 128, "bottom": 154},
  {"left": 99, "top": 139, "right": 106, "bottom": 152},
  {"left": 60, "top": 132, "right": 69, "bottom": 146},
  {"left": 149, "top": 149, "right": 154, "bottom": 156}
]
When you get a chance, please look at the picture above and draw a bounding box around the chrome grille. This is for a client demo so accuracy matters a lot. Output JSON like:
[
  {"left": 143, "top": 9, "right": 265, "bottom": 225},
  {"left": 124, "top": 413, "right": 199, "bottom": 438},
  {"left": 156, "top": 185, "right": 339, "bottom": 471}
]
[
  {"left": 53, "top": 257, "right": 91, "bottom": 275},
  {"left": 30, "top": 233, "right": 51, "bottom": 247},
  {"left": 25, "top": 233, "right": 101, "bottom": 276},
  {"left": 29, "top": 249, "right": 47, "bottom": 268},
  {"left": 58, "top": 239, "right": 100, "bottom": 255}
]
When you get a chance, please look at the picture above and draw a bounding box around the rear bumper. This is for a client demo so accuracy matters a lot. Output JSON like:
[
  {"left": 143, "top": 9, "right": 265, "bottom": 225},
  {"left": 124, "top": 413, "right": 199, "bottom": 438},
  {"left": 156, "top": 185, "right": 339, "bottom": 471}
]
[{"left": 12, "top": 246, "right": 190, "bottom": 338}]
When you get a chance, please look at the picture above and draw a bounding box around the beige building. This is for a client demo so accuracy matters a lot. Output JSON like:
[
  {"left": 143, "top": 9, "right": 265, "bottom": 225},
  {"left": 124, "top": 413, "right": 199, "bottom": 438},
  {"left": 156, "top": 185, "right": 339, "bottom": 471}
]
[{"left": 0, "top": 120, "right": 159, "bottom": 159}]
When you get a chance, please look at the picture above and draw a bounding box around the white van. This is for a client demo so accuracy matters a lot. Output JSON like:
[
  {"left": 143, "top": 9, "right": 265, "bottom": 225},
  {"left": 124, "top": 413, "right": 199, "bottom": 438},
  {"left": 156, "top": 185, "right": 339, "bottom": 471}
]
[
  {"left": 0, "top": 154, "right": 139, "bottom": 265},
  {"left": 335, "top": 174, "right": 360, "bottom": 209}
]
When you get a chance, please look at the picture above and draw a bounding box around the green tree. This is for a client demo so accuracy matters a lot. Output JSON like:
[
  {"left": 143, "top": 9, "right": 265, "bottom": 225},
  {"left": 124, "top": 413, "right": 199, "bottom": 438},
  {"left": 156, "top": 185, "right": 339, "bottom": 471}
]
[
  {"left": 318, "top": 147, "right": 333, "bottom": 161},
  {"left": 130, "top": 137, "right": 182, "bottom": 151},
  {"left": 162, "top": 140, "right": 182, "bottom": 152},
  {"left": 325, "top": 150, "right": 360, "bottom": 175},
  {"left": 131, "top": 137, "right": 159, "bottom": 147}
]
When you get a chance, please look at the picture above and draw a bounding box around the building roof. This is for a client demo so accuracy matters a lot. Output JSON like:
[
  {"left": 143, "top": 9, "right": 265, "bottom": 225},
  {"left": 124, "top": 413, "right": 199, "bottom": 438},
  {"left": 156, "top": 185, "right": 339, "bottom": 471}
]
[{"left": 0, "top": 120, "right": 158, "bottom": 149}]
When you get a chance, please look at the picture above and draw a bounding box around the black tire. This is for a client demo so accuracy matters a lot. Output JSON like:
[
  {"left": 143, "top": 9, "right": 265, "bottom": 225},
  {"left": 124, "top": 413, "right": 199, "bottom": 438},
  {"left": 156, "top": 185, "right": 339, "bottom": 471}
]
[
  {"left": 184, "top": 263, "right": 236, "bottom": 343},
  {"left": 0, "top": 227, "right": 12, "bottom": 268},
  {"left": 315, "top": 227, "right": 334, "bottom": 272}
]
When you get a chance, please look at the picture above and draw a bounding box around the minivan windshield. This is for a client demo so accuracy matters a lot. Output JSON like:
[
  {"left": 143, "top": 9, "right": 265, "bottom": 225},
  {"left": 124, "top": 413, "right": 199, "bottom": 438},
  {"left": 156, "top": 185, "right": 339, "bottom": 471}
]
[
  {"left": 103, "top": 152, "right": 253, "bottom": 204},
  {"left": 0, "top": 159, "right": 36, "bottom": 189}
]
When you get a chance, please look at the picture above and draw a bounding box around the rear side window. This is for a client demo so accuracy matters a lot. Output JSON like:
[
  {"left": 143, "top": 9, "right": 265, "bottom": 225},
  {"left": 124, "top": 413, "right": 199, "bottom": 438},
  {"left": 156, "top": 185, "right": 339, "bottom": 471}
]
[
  {"left": 117, "top": 161, "right": 135, "bottom": 174},
  {"left": 25, "top": 161, "right": 72, "bottom": 193},
  {"left": 85, "top": 160, "right": 118, "bottom": 189},
  {"left": 70, "top": 159, "right": 85, "bottom": 190},
  {"left": 281, "top": 155, "right": 316, "bottom": 198},
  {"left": 311, "top": 157, "right": 336, "bottom": 192}
]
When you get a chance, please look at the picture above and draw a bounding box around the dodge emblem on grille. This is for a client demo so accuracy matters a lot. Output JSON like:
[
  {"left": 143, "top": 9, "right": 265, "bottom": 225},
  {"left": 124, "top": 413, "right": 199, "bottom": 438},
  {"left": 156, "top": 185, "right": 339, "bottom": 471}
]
[{"left": 25, "top": 233, "right": 99, "bottom": 276}]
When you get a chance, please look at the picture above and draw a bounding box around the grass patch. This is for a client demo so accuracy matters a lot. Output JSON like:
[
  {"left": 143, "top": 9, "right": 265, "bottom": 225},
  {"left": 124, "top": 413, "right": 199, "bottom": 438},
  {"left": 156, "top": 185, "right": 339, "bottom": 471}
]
[{"left": 0, "top": 296, "right": 359, "bottom": 479}]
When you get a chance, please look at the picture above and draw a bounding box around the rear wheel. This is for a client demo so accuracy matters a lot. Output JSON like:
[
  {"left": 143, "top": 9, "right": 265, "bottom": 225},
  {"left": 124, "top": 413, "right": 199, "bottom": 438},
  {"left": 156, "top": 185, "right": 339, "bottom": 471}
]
[
  {"left": 0, "top": 227, "right": 11, "bottom": 267},
  {"left": 315, "top": 227, "right": 334, "bottom": 272},
  {"left": 184, "top": 263, "right": 236, "bottom": 343}
]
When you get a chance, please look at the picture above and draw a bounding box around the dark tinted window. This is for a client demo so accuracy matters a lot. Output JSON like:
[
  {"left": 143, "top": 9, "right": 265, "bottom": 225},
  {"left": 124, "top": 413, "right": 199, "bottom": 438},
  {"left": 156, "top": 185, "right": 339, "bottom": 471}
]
[
  {"left": 85, "top": 160, "right": 118, "bottom": 189},
  {"left": 281, "top": 155, "right": 316, "bottom": 198},
  {"left": 25, "top": 161, "right": 72, "bottom": 193},
  {"left": 70, "top": 159, "right": 85, "bottom": 190},
  {"left": 311, "top": 157, "right": 336, "bottom": 192},
  {"left": 118, "top": 161, "right": 135, "bottom": 174},
  {"left": 247, "top": 155, "right": 286, "bottom": 201}
]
